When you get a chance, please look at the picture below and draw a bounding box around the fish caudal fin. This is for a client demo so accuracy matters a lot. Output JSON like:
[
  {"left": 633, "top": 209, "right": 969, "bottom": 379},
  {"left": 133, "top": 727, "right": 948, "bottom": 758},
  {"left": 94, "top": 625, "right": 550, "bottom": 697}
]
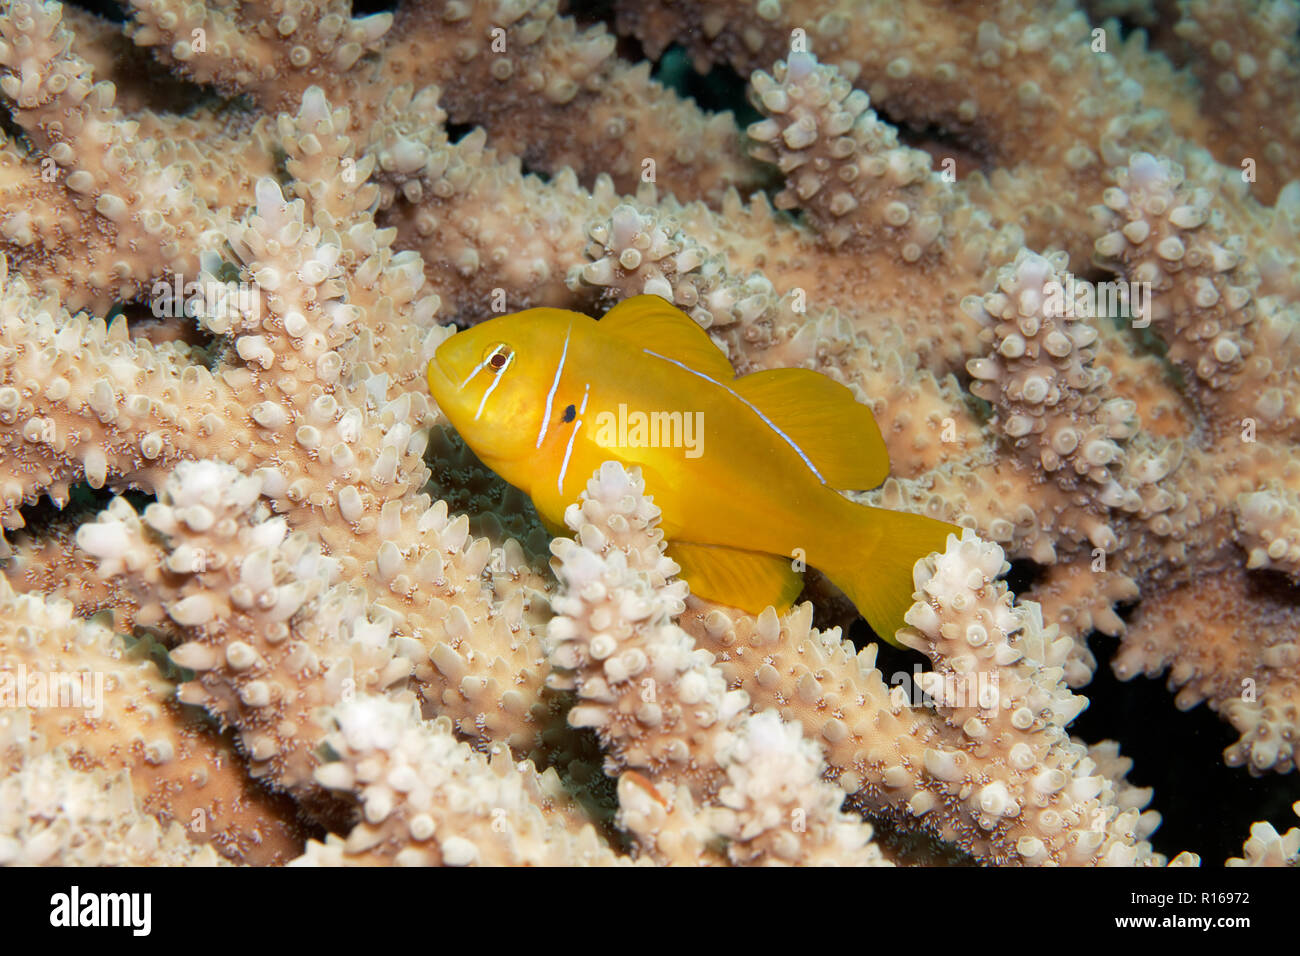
[{"left": 828, "top": 506, "right": 960, "bottom": 646}]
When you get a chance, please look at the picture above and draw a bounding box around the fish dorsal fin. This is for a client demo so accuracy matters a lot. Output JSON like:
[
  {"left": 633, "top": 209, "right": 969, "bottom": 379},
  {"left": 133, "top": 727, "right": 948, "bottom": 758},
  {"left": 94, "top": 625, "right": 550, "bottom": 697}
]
[
  {"left": 730, "top": 368, "right": 890, "bottom": 490},
  {"left": 600, "top": 295, "right": 735, "bottom": 381},
  {"left": 666, "top": 541, "right": 804, "bottom": 614}
]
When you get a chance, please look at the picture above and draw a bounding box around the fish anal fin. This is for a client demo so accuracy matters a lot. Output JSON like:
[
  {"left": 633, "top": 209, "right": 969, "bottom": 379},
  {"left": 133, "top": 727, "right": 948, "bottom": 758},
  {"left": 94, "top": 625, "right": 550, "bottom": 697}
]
[
  {"left": 731, "top": 368, "right": 889, "bottom": 490},
  {"left": 666, "top": 541, "right": 803, "bottom": 614},
  {"left": 600, "top": 295, "right": 735, "bottom": 381}
]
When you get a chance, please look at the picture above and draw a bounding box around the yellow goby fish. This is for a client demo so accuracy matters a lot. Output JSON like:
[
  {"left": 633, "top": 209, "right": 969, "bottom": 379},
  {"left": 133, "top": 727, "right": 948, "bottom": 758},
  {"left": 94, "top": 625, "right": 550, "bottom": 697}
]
[{"left": 426, "top": 295, "right": 959, "bottom": 643}]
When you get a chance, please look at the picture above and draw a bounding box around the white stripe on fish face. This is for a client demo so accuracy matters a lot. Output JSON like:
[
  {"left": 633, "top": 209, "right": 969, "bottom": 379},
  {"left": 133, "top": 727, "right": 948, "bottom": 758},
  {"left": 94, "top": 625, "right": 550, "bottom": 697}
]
[
  {"left": 470, "top": 344, "right": 515, "bottom": 422},
  {"left": 536, "top": 322, "right": 573, "bottom": 449},
  {"left": 474, "top": 360, "right": 508, "bottom": 421},
  {"left": 642, "top": 348, "right": 826, "bottom": 484},
  {"left": 460, "top": 343, "right": 508, "bottom": 389},
  {"left": 557, "top": 382, "right": 590, "bottom": 496}
]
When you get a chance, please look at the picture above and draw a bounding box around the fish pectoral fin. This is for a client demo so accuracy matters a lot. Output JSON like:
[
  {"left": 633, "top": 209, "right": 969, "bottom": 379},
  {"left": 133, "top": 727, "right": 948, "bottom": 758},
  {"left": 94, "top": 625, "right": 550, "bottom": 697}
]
[
  {"left": 731, "top": 368, "right": 890, "bottom": 490},
  {"left": 665, "top": 541, "right": 804, "bottom": 614},
  {"left": 536, "top": 511, "right": 569, "bottom": 537},
  {"left": 525, "top": 478, "right": 572, "bottom": 537},
  {"left": 599, "top": 295, "right": 736, "bottom": 381}
]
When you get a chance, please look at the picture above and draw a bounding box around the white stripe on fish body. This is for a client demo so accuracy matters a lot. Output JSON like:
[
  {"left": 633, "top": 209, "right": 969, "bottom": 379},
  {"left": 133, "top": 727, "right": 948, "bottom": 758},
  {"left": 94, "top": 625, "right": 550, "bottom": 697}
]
[
  {"left": 641, "top": 348, "right": 826, "bottom": 484},
  {"left": 557, "top": 382, "right": 590, "bottom": 496},
  {"left": 536, "top": 322, "right": 573, "bottom": 449}
]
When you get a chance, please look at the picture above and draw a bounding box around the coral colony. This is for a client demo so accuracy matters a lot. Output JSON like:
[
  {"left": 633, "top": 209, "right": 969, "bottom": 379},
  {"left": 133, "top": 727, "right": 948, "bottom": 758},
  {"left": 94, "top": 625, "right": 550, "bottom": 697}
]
[{"left": 0, "top": 0, "right": 1298, "bottom": 866}]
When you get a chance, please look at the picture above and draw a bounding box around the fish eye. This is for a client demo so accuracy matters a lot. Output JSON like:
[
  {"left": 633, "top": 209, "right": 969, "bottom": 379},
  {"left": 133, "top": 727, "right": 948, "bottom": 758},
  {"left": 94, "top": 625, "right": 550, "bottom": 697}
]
[{"left": 485, "top": 343, "right": 512, "bottom": 371}]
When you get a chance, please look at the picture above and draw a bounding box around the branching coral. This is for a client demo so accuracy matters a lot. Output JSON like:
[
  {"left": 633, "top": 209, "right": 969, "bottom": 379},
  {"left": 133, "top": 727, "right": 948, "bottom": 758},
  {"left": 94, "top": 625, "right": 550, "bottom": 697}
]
[
  {"left": 0, "top": 0, "right": 1297, "bottom": 866},
  {"left": 549, "top": 462, "right": 888, "bottom": 865}
]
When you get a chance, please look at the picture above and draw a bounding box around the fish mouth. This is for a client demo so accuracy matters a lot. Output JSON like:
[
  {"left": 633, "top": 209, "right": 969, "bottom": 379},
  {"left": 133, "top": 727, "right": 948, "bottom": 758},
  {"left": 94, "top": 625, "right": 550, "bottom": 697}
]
[{"left": 426, "top": 353, "right": 455, "bottom": 403}]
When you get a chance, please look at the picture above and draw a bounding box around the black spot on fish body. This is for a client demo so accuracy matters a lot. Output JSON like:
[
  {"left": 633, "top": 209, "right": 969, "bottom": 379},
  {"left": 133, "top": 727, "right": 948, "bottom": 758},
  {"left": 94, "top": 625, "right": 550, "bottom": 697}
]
[{"left": 562, "top": 404, "right": 576, "bottom": 423}]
